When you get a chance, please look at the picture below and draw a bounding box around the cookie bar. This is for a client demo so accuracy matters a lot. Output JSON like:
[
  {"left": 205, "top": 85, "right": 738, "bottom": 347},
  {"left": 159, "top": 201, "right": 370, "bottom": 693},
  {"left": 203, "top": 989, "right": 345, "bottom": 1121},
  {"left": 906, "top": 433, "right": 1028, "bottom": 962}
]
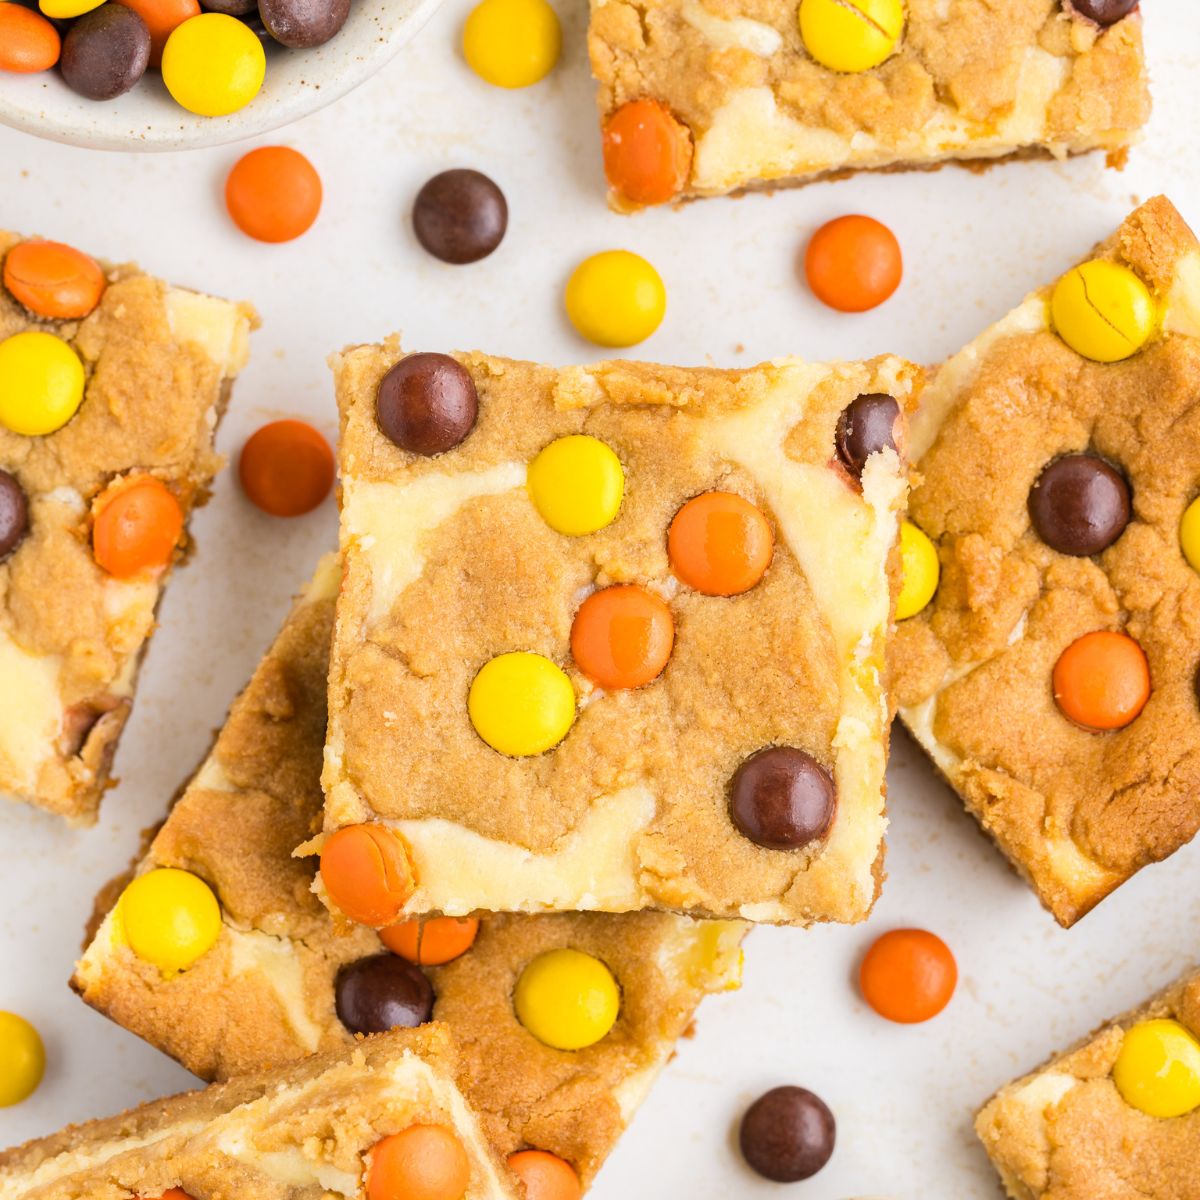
[
  {"left": 0, "top": 1025, "right": 515, "bottom": 1200},
  {"left": 976, "top": 967, "right": 1200, "bottom": 1200},
  {"left": 73, "top": 555, "right": 746, "bottom": 1188},
  {"left": 588, "top": 0, "right": 1149, "bottom": 210},
  {"left": 0, "top": 232, "right": 256, "bottom": 824},
  {"left": 894, "top": 196, "right": 1200, "bottom": 927},
  {"left": 321, "top": 346, "right": 920, "bottom": 926}
]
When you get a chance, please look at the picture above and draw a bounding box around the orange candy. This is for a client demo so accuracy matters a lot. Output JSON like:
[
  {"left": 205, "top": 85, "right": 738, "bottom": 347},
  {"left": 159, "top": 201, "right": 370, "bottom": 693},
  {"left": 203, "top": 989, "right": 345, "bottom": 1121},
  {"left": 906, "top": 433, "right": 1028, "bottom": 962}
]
[
  {"left": 1052, "top": 630, "right": 1150, "bottom": 731},
  {"left": 507, "top": 1151, "right": 581, "bottom": 1200},
  {"left": 602, "top": 99, "right": 693, "bottom": 208},
  {"left": 320, "top": 824, "right": 416, "bottom": 927},
  {"left": 805, "top": 214, "right": 902, "bottom": 313},
  {"left": 380, "top": 917, "right": 480, "bottom": 966},
  {"left": 225, "top": 146, "right": 323, "bottom": 244},
  {"left": 668, "top": 491, "right": 774, "bottom": 596},
  {"left": 136, "top": 1191, "right": 194, "bottom": 1200},
  {"left": 238, "top": 419, "right": 334, "bottom": 517},
  {"left": 117, "top": 0, "right": 200, "bottom": 66},
  {"left": 4, "top": 240, "right": 104, "bottom": 319},
  {"left": 0, "top": 3, "right": 60, "bottom": 73},
  {"left": 368, "top": 1125, "right": 471, "bottom": 1200},
  {"left": 92, "top": 476, "right": 183, "bottom": 579},
  {"left": 860, "top": 928, "right": 957, "bottom": 1024},
  {"left": 570, "top": 585, "right": 674, "bottom": 690}
]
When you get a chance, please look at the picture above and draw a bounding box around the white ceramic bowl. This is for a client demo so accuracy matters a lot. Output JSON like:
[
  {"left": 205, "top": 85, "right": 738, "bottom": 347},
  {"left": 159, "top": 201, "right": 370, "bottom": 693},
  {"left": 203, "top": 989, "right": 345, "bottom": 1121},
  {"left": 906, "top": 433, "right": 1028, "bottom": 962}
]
[{"left": 0, "top": 0, "right": 444, "bottom": 151}]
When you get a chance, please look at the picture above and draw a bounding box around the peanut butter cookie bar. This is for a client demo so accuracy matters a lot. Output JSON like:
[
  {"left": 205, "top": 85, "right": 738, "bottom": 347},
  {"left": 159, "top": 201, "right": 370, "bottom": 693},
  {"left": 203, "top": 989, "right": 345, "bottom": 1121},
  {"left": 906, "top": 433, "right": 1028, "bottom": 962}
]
[
  {"left": 0, "top": 232, "right": 256, "bottom": 824},
  {"left": 588, "top": 0, "right": 1149, "bottom": 210},
  {"left": 894, "top": 196, "right": 1200, "bottom": 926},
  {"left": 321, "top": 347, "right": 920, "bottom": 926}
]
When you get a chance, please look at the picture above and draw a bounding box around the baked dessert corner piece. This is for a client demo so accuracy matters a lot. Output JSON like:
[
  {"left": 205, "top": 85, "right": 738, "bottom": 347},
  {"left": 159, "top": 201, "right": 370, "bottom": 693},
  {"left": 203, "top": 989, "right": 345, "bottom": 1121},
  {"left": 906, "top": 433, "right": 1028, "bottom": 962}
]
[
  {"left": 74, "top": 554, "right": 746, "bottom": 1190},
  {"left": 587, "top": 0, "right": 1149, "bottom": 210},
  {"left": 321, "top": 344, "right": 920, "bottom": 927},
  {"left": 895, "top": 195, "right": 1200, "bottom": 927},
  {"left": 0, "top": 1025, "right": 516, "bottom": 1200},
  {"left": 976, "top": 966, "right": 1200, "bottom": 1200},
  {"left": 0, "top": 231, "right": 256, "bottom": 824}
]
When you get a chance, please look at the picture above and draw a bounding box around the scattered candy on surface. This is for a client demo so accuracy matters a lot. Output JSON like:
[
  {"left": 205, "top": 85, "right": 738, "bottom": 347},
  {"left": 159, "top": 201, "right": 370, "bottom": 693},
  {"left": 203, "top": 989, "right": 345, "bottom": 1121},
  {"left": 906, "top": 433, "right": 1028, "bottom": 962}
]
[
  {"left": 527, "top": 434, "right": 625, "bottom": 537},
  {"left": 805, "top": 214, "right": 902, "bottom": 312},
  {"left": 1068, "top": 0, "right": 1139, "bottom": 24},
  {"left": 258, "top": 0, "right": 348, "bottom": 49},
  {"left": 0, "top": 470, "right": 29, "bottom": 561},
  {"left": 161, "top": 13, "right": 266, "bottom": 116},
  {"left": 570, "top": 585, "right": 674, "bottom": 691},
  {"left": 60, "top": 2, "right": 151, "bottom": 100},
  {"left": 564, "top": 250, "right": 665, "bottom": 348},
  {"left": 413, "top": 169, "right": 508, "bottom": 265},
  {"left": 92, "top": 475, "right": 183, "bottom": 578},
  {"left": 895, "top": 519, "right": 938, "bottom": 620},
  {"left": 0, "top": 1011, "right": 45, "bottom": 1107},
  {"left": 239, "top": 419, "right": 334, "bottom": 516},
  {"left": 118, "top": 868, "right": 221, "bottom": 973},
  {"left": 116, "top": 0, "right": 199, "bottom": 65},
  {"left": 320, "top": 823, "right": 416, "bottom": 927},
  {"left": 507, "top": 1150, "right": 582, "bottom": 1200},
  {"left": 0, "top": 330, "right": 85, "bottom": 437},
  {"left": 380, "top": 917, "right": 480, "bottom": 966},
  {"left": 513, "top": 948, "right": 620, "bottom": 1050},
  {"left": 729, "top": 746, "right": 836, "bottom": 850},
  {"left": 798, "top": 0, "right": 903, "bottom": 73},
  {"left": 462, "top": 0, "right": 560, "bottom": 89},
  {"left": 3, "top": 239, "right": 105, "bottom": 320},
  {"left": 468, "top": 652, "right": 576, "bottom": 756},
  {"left": 376, "top": 353, "right": 479, "bottom": 457},
  {"left": 1053, "top": 629, "right": 1150, "bottom": 731},
  {"left": 739, "top": 1085, "right": 836, "bottom": 1182},
  {"left": 836, "top": 393, "right": 900, "bottom": 480},
  {"left": 335, "top": 953, "right": 434, "bottom": 1035},
  {"left": 1180, "top": 496, "right": 1200, "bottom": 572},
  {"left": 225, "top": 146, "right": 322, "bottom": 243},
  {"left": 1050, "top": 259, "right": 1155, "bottom": 362},
  {"left": 602, "top": 99, "right": 693, "bottom": 208},
  {"left": 367, "top": 1125, "right": 471, "bottom": 1200},
  {"left": 1028, "top": 453, "right": 1131, "bottom": 556},
  {"left": 668, "top": 491, "right": 773, "bottom": 596},
  {"left": 0, "top": 4, "right": 61, "bottom": 73},
  {"left": 1113, "top": 1018, "right": 1200, "bottom": 1119},
  {"left": 859, "top": 928, "right": 957, "bottom": 1023}
]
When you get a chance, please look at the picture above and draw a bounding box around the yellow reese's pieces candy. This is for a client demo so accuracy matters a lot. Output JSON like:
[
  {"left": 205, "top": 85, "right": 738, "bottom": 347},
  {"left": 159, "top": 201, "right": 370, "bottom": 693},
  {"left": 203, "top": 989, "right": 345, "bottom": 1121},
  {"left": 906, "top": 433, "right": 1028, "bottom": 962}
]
[
  {"left": 117, "top": 867, "right": 222, "bottom": 973},
  {"left": 799, "top": 0, "right": 904, "bottom": 73},
  {"left": 0, "top": 331, "right": 85, "bottom": 436},
  {"left": 1113, "top": 1018, "right": 1200, "bottom": 1119},
  {"left": 469, "top": 652, "right": 576, "bottom": 757},
  {"left": 1050, "top": 259, "right": 1156, "bottom": 363},
  {"left": 514, "top": 948, "right": 621, "bottom": 1050}
]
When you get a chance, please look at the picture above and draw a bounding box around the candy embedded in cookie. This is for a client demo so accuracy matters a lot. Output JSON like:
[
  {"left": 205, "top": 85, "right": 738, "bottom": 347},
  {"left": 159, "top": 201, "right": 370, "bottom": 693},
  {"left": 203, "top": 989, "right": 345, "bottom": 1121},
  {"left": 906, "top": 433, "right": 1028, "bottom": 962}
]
[
  {"left": 570, "top": 585, "right": 674, "bottom": 690},
  {"left": 92, "top": 475, "right": 185, "bottom": 578},
  {"left": 601, "top": 98, "right": 694, "bottom": 209},
  {"left": 507, "top": 1151, "right": 581, "bottom": 1200},
  {"left": 739, "top": 1085, "right": 836, "bottom": 1182},
  {"left": 729, "top": 747, "right": 836, "bottom": 851},
  {"left": 367, "top": 1124, "right": 472, "bottom": 1200},
  {"left": 1052, "top": 630, "right": 1150, "bottom": 732},
  {"left": 0, "top": 469, "right": 29, "bottom": 560},
  {"left": 835, "top": 393, "right": 900, "bottom": 480},
  {"left": 1050, "top": 259, "right": 1156, "bottom": 363},
  {"left": 527, "top": 435, "right": 624, "bottom": 535},
  {"left": 1113, "top": 1019, "right": 1200, "bottom": 1119},
  {"left": 2, "top": 238, "right": 104, "bottom": 319},
  {"left": 1028, "top": 454, "right": 1131, "bottom": 557},
  {"left": 335, "top": 953, "right": 435, "bottom": 1035},
  {"left": 376, "top": 352, "right": 479, "bottom": 456},
  {"left": 798, "top": 0, "right": 903, "bottom": 74},
  {"left": 117, "top": 868, "right": 221, "bottom": 973},
  {"left": 895, "top": 519, "right": 938, "bottom": 620},
  {"left": 1066, "top": 0, "right": 1140, "bottom": 27},
  {"left": 1179, "top": 496, "right": 1200, "bottom": 573},
  {"left": 668, "top": 491, "right": 774, "bottom": 596},
  {"left": 0, "top": 329, "right": 85, "bottom": 435},
  {"left": 320, "top": 823, "right": 417, "bottom": 926},
  {"left": 382, "top": 917, "right": 481, "bottom": 966},
  {"left": 514, "top": 949, "right": 620, "bottom": 1051},
  {"left": 468, "top": 652, "right": 576, "bottom": 756}
]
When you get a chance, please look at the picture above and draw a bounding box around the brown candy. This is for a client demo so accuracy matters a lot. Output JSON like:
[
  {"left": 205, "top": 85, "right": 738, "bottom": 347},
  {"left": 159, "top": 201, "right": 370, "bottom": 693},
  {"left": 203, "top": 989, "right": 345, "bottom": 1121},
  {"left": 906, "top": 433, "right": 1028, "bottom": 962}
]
[
  {"left": 739, "top": 1086, "right": 836, "bottom": 1182},
  {"left": 376, "top": 353, "right": 478, "bottom": 456},
  {"left": 413, "top": 170, "right": 508, "bottom": 265},
  {"left": 729, "top": 747, "right": 836, "bottom": 850},
  {"left": 201, "top": 0, "right": 259, "bottom": 16},
  {"left": 258, "top": 0, "right": 347, "bottom": 48},
  {"left": 60, "top": 4, "right": 150, "bottom": 101},
  {"left": 835, "top": 393, "right": 900, "bottom": 479},
  {"left": 0, "top": 470, "right": 29, "bottom": 561},
  {"left": 1028, "top": 453, "right": 1131, "bottom": 556},
  {"left": 1066, "top": 0, "right": 1139, "bottom": 26},
  {"left": 334, "top": 953, "right": 434, "bottom": 1036}
]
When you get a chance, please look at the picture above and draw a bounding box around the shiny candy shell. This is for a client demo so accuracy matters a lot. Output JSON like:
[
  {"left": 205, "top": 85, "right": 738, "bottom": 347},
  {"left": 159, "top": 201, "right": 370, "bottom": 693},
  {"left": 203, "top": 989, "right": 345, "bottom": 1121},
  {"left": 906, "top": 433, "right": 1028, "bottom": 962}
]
[
  {"left": 0, "top": 330, "right": 85, "bottom": 436},
  {"left": 161, "top": 13, "right": 265, "bottom": 116},
  {"left": 462, "top": 0, "right": 561, "bottom": 88},
  {"left": 1113, "top": 1019, "right": 1200, "bottom": 1119},
  {"left": 1180, "top": 496, "right": 1200, "bottom": 572},
  {"left": 564, "top": 250, "right": 665, "bottom": 348},
  {"left": 0, "top": 1012, "right": 45, "bottom": 1107},
  {"left": 527, "top": 434, "right": 624, "bottom": 536},
  {"left": 118, "top": 868, "right": 221, "bottom": 973},
  {"left": 514, "top": 948, "right": 620, "bottom": 1050},
  {"left": 896, "top": 519, "right": 938, "bottom": 620},
  {"left": 798, "top": 0, "right": 903, "bottom": 73},
  {"left": 468, "top": 652, "right": 576, "bottom": 756},
  {"left": 1050, "top": 259, "right": 1156, "bottom": 363}
]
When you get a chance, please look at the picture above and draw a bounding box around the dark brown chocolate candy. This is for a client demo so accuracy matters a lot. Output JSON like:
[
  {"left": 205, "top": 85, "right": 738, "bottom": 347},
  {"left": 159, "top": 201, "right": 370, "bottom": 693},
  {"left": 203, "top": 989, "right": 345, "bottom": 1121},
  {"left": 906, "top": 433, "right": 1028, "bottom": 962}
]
[
  {"left": 413, "top": 170, "right": 508, "bottom": 266},
  {"left": 201, "top": 0, "right": 258, "bottom": 16},
  {"left": 258, "top": 0, "right": 348, "bottom": 48},
  {"left": 739, "top": 1086, "right": 836, "bottom": 1182},
  {"left": 376, "top": 353, "right": 478, "bottom": 456},
  {"left": 60, "top": 4, "right": 150, "bottom": 101},
  {"left": 835, "top": 393, "right": 900, "bottom": 479},
  {"left": 1028, "top": 453, "right": 1131, "bottom": 556},
  {"left": 729, "top": 747, "right": 836, "bottom": 851},
  {"left": 1066, "top": 0, "right": 1139, "bottom": 26},
  {"left": 0, "top": 470, "right": 29, "bottom": 561},
  {"left": 334, "top": 954, "right": 434, "bottom": 1036}
]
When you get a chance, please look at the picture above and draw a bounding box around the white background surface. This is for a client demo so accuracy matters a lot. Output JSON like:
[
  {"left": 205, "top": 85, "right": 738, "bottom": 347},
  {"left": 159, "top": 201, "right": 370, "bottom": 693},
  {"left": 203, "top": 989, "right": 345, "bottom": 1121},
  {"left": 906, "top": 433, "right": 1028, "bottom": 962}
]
[{"left": 2, "top": 3, "right": 1200, "bottom": 1196}]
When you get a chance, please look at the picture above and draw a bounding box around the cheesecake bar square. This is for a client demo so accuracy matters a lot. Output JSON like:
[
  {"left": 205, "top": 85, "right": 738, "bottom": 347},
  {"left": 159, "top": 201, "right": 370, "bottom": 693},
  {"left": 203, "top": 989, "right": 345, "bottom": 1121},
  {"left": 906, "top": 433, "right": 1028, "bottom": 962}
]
[
  {"left": 74, "top": 555, "right": 746, "bottom": 1189},
  {"left": 976, "top": 967, "right": 1200, "bottom": 1200},
  {"left": 0, "top": 1025, "right": 515, "bottom": 1200},
  {"left": 588, "top": 0, "right": 1149, "bottom": 210},
  {"left": 894, "top": 196, "right": 1200, "bottom": 927},
  {"left": 321, "top": 345, "right": 919, "bottom": 926},
  {"left": 0, "top": 232, "right": 255, "bottom": 824}
]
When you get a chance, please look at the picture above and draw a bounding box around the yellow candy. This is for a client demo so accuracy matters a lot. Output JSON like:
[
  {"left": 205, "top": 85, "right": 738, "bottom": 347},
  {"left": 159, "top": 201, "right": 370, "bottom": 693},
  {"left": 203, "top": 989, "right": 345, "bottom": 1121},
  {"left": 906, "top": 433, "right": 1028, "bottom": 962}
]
[
  {"left": 161, "top": 14, "right": 265, "bottom": 117},
  {"left": 514, "top": 948, "right": 620, "bottom": 1050},
  {"left": 564, "top": 250, "right": 666, "bottom": 348},
  {"left": 1050, "top": 259, "right": 1156, "bottom": 363},
  {"left": 1181, "top": 496, "right": 1200, "bottom": 572},
  {"left": 118, "top": 868, "right": 222, "bottom": 973},
  {"left": 1113, "top": 1019, "right": 1200, "bottom": 1119},
  {"left": 799, "top": 0, "right": 904, "bottom": 73},
  {"left": 463, "top": 0, "right": 561, "bottom": 89},
  {"left": 896, "top": 519, "right": 938, "bottom": 620},
  {"left": 527, "top": 435, "right": 624, "bottom": 536},
  {"left": 0, "top": 331, "right": 85, "bottom": 437},
  {"left": 39, "top": 0, "right": 102, "bottom": 17},
  {"left": 469, "top": 652, "right": 576, "bottom": 756},
  {"left": 0, "top": 1012, "right": 45, "bottom": 1108}
]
